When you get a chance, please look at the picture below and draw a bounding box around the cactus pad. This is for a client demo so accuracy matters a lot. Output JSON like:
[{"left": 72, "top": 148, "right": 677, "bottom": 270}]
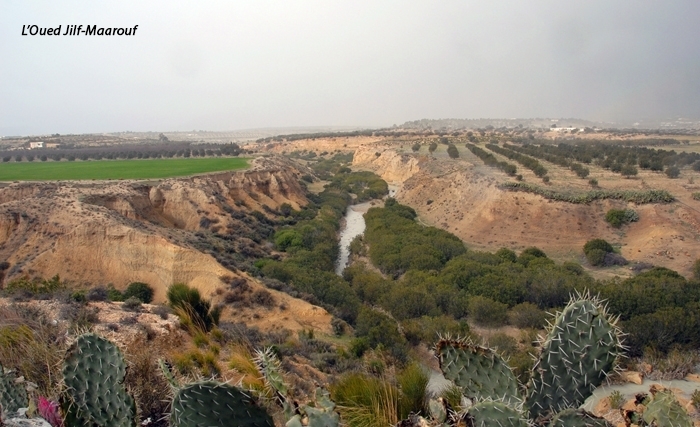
[
  {"left": 437, "top": 339, "right": 520, "bottom": 404},
  {"left": 0, "top": 363, "right": 28, "bottom": 417},
  {"left": 525, "top": 297, "right": 622, "bottom": 420},
  {"left": 170, "top": 381, "right": 274, "bottom": 427},
  {"left": 642, "top": 389, "right": 693, "bottom": 427},
  {"left": 464, "top": 401, "right": 530, "bottom": 427},
  {"left": 60, "top": 333, "right": 135, "bottom": 427},
  {"left": 550, "top": 408, "right": 613, "bottom": 427},
  {"left": 255, "top": 347, "right": 288, "bottom": 398},
  {"left": 286, "top": 388, "right": 339, "bottom": 427}
]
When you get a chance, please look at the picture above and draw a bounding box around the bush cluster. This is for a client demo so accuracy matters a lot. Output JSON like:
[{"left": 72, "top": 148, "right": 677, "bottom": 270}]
[
  {"left": 500, "top": 182, "right": 674, "bottom": 204},
  {"left": 583, "top": 239, "right": 614, "bottom": 266},
  {"left": 486, "top": 143, "right": 548, "bottom": 178},
  {"left": 466, "top": 144, "right": 517, "bottom": 176},
  {"left": 605, "top": 208, "right": 639, "bottom": 228},
  {"left": 502, "top": 143, "right": 591, "bottom": 178}
]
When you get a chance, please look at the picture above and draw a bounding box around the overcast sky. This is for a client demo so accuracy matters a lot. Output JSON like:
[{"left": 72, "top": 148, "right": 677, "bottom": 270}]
[{"left": 1, "top": 1, "right": 699, "bottom": 135}]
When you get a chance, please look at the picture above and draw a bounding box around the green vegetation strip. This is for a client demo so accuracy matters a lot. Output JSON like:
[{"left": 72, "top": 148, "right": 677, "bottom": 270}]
[
  {"left": 0, "top": 157, "right": 249, "bottom": 181},
  {"left": 500, "top": 181, "right": 674, "bottom": 204}
]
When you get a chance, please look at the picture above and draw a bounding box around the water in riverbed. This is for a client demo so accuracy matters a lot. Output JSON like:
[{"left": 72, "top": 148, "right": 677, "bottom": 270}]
[
  {"left": 334, "top": 184, "right": 399, "bottom": 276},
  {"left": 334, "top": 201, "right": 372, "bottom": 275}
]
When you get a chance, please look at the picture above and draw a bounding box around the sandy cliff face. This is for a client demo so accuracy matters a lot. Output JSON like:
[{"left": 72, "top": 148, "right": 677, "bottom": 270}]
[
  {"left": 352, "top": 144, "right": 423, "bottom": 183},
  {"left": 0, "top": 156, "right": 332, "bottom": 333},
  {"left": 355, "top": 143, "right": 700, "bottom": 277}
]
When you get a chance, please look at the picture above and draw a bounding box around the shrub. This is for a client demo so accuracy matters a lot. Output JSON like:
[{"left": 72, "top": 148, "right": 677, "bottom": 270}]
[
  {"left": 605, "top": 209, "right": 626, "bottom": 228},
  {"left": 588, "top": 178, "right": 598, "bottom": 187},
  {"left": 152, "top": 305, "right": 171, "bottom": 320},
  {"left": 693, "top": 192, "right": 700, "bottom": 201},
  {"left": 411, "top": 143, "right": 421, "bottom": 152},
  {"left": 328, "top": 364, "right": 427, "bottom": 422},
  {"left": 86, "top": 286, "right": 108, "bottom": 302},
  {"left": 0, "top": 305, "right": 64, "bottom": 397},
  {"left": 123, "top": 282, "right": 154, "bottom": 303},
  {"left": 608, "top": 390, "right": 624, "bottom": 409},
  {"left": 488, "top": 333, "right": 517, "bottom": 357},
  {"left": 4, "top": 275, "right": 65, "bottom": 298},
  {"left": 584, "top": 238, "right": 614, "bottom": 254},
  {"left": 692, "top": 389, "right": 700, "bottom": 410},
  {"left": 106, "top": 284, "right": 124, "bottom": 301},
  {"left": 355, "top": 307, "right": 408, "bottom": 362},
  {"left": 468, "top": 295, "right": 508, "bottom": 327},
  {"left": 167, "top": 283, "right": 220, "bottom": 332},
  {"left": 666, "top": 166, "right": 681, "bottom": 178},
  {"left": 500, "top": 182, "right": 674, "bottom": 204},
  {"left": 562, "top": 261, "right": 584, "bottom": 275},
  {"left": 123, "top": 338, "right": 172, "bottom": 426},
  {"left": 250, "top": 289, "right": 275, "bottom": 307},
  {"left": 401, "top": 316, "right": 472, "bottom": 346},
  {"left": 583, "top": 239, "right": 614, "bottom": 266},
  {"left": 509, "top": 302, "right": 546, "bottom": 329},
  {"left": 495, "top": 248, "right": 517, "bottom": 263},
  {"left": 446, "top": 144, "right": 459, "bottom": 159},
  {"left": 122, "top": 297, "right": 143, "bottom": 312},
  {"left": 586, "top": 249, "right": 607, "bottom": 267},
  {"left": 605, "top": 208, "right": 639, "bottom": 228},
  {"left": 621, "top": 165, "right": 638, "bottom": 178},
  {"left": 603, "top": 252, "right": 628, "bottom": 266},
  {"left": 397, "top": 363, "right": 429, "bottom": 417}
]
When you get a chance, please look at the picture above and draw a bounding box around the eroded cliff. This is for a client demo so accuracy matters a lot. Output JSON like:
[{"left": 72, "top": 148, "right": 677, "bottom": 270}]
[{"left": 0, "top": 156, "right": 332, "bottom": 333}]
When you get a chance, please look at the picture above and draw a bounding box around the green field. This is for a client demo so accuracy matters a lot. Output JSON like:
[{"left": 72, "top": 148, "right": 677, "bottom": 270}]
[{"left": 0, "top": 157, "right": 250, "bottom": 181}]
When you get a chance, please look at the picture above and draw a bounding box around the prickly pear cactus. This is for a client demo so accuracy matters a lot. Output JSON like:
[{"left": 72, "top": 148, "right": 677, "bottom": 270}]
[
  {"left": 437, "top": 339, "right": 520, "bottom": 404},
  {"left": 0, "top": 363, "right": 29, "bottom": 417},
  {"left": 428, "top": 398, "right": 448, "bottom": 423},
  {"left": 525, "top": 296, "right": 622, "bottom": 421},
  {"left": 255, "top": 347, "right": 288, "bottom": 398},
  {"left": 550, "top": 408, "right": 613, "bottom": 427},
  {"left": 157, "top": 359, "right": 179, "bottom": 389},
  {"left": 642, "top": 389, "right": 693, "bottom": 427},
  {"left": 170, "top": 381, "right": 274, "bottom": 427},
  {"left": 463, "top": 400, "right": 530, "bottom": 427},
  {"left": 60, "top": 333, "right": 135, "bottom": 427},
  {"left": 286, "top": 388, "right": 339, "bottom": 427}
]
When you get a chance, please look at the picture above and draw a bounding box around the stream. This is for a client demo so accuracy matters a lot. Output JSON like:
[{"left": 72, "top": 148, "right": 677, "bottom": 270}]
[
  {"left": 334, "top": 201, "right": 373, "bottom": 275},
  {"left": 334, "top": 185, "right": 398, "bottom": 276}
]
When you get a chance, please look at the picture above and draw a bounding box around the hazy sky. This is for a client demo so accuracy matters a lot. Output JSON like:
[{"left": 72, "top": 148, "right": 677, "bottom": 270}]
[{"left": 1, "top": 1, "right": 699, "bottom": 135}]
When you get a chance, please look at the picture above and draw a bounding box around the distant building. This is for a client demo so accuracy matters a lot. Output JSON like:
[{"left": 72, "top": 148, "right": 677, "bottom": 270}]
[
  {"left": 29, "top": 141, "right": 44, "bottom": 149},
  {"left": 45, "top": 142, "right": 60, "bottom": 149}
]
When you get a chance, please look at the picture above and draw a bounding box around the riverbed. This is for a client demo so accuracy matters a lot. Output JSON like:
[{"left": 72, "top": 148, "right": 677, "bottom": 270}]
[
  {"left": 334, "top": 184, "right": 399, "bottom": 276},
  {"left": 334, "top": 201, "right": 373, "bottom": 275}
]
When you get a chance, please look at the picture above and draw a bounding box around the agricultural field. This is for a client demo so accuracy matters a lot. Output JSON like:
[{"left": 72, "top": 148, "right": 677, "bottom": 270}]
[{"left": 0, "top": 157, "right": 249, "bottom": 181}]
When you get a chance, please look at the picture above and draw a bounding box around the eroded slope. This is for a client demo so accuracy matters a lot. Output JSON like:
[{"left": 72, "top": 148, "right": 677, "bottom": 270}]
[
  {"left": 353, "top": 144, "right": 700, "bottom": 277},
  {"left": 0, "top": 156, "right": 332, "bottom": 333}
]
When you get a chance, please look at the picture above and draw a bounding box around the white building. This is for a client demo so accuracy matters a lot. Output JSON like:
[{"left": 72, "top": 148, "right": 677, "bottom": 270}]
[{"left": 29, "top": 141, "right": 44, "bottom": 149}]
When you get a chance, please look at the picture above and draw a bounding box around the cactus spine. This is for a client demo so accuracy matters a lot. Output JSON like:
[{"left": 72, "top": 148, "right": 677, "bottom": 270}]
[
  {"left": 254, "top": 347, "right": 340, "bottom": 427},
  {"left": 437, "top": 339, "right": 520, "bottom": 405},
  {"left": 0, "top": 363, "right": 29, "bottom": 418},
  {"left": 170, "top": 381, "right": 275, "bottom": 427},
  {"left": 428, "top": 294, "right": 623, "bottom": 427},
  {"left": 60, "top": 333, "right": 136, "bottom": 427},
  {"left": 462, "top": 400, "right": 530, "bottom": 427},
  {"left": 549, "top": 408, "right": 613, "bottom": 427},
  {"left": 525, "top": 295, "right": 623, "bottom": 421},
  {"left": 642, "top": 389, "right": 693, "bottom": 427}
]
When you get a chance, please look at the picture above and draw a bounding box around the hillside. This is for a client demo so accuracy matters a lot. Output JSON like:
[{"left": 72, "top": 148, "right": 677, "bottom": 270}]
[
  {"left": 352, "top": 143, "right": 700, "bottom": 277},
  {"left": 0, "top": 156, "right": 332, "bottom": 333}
]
